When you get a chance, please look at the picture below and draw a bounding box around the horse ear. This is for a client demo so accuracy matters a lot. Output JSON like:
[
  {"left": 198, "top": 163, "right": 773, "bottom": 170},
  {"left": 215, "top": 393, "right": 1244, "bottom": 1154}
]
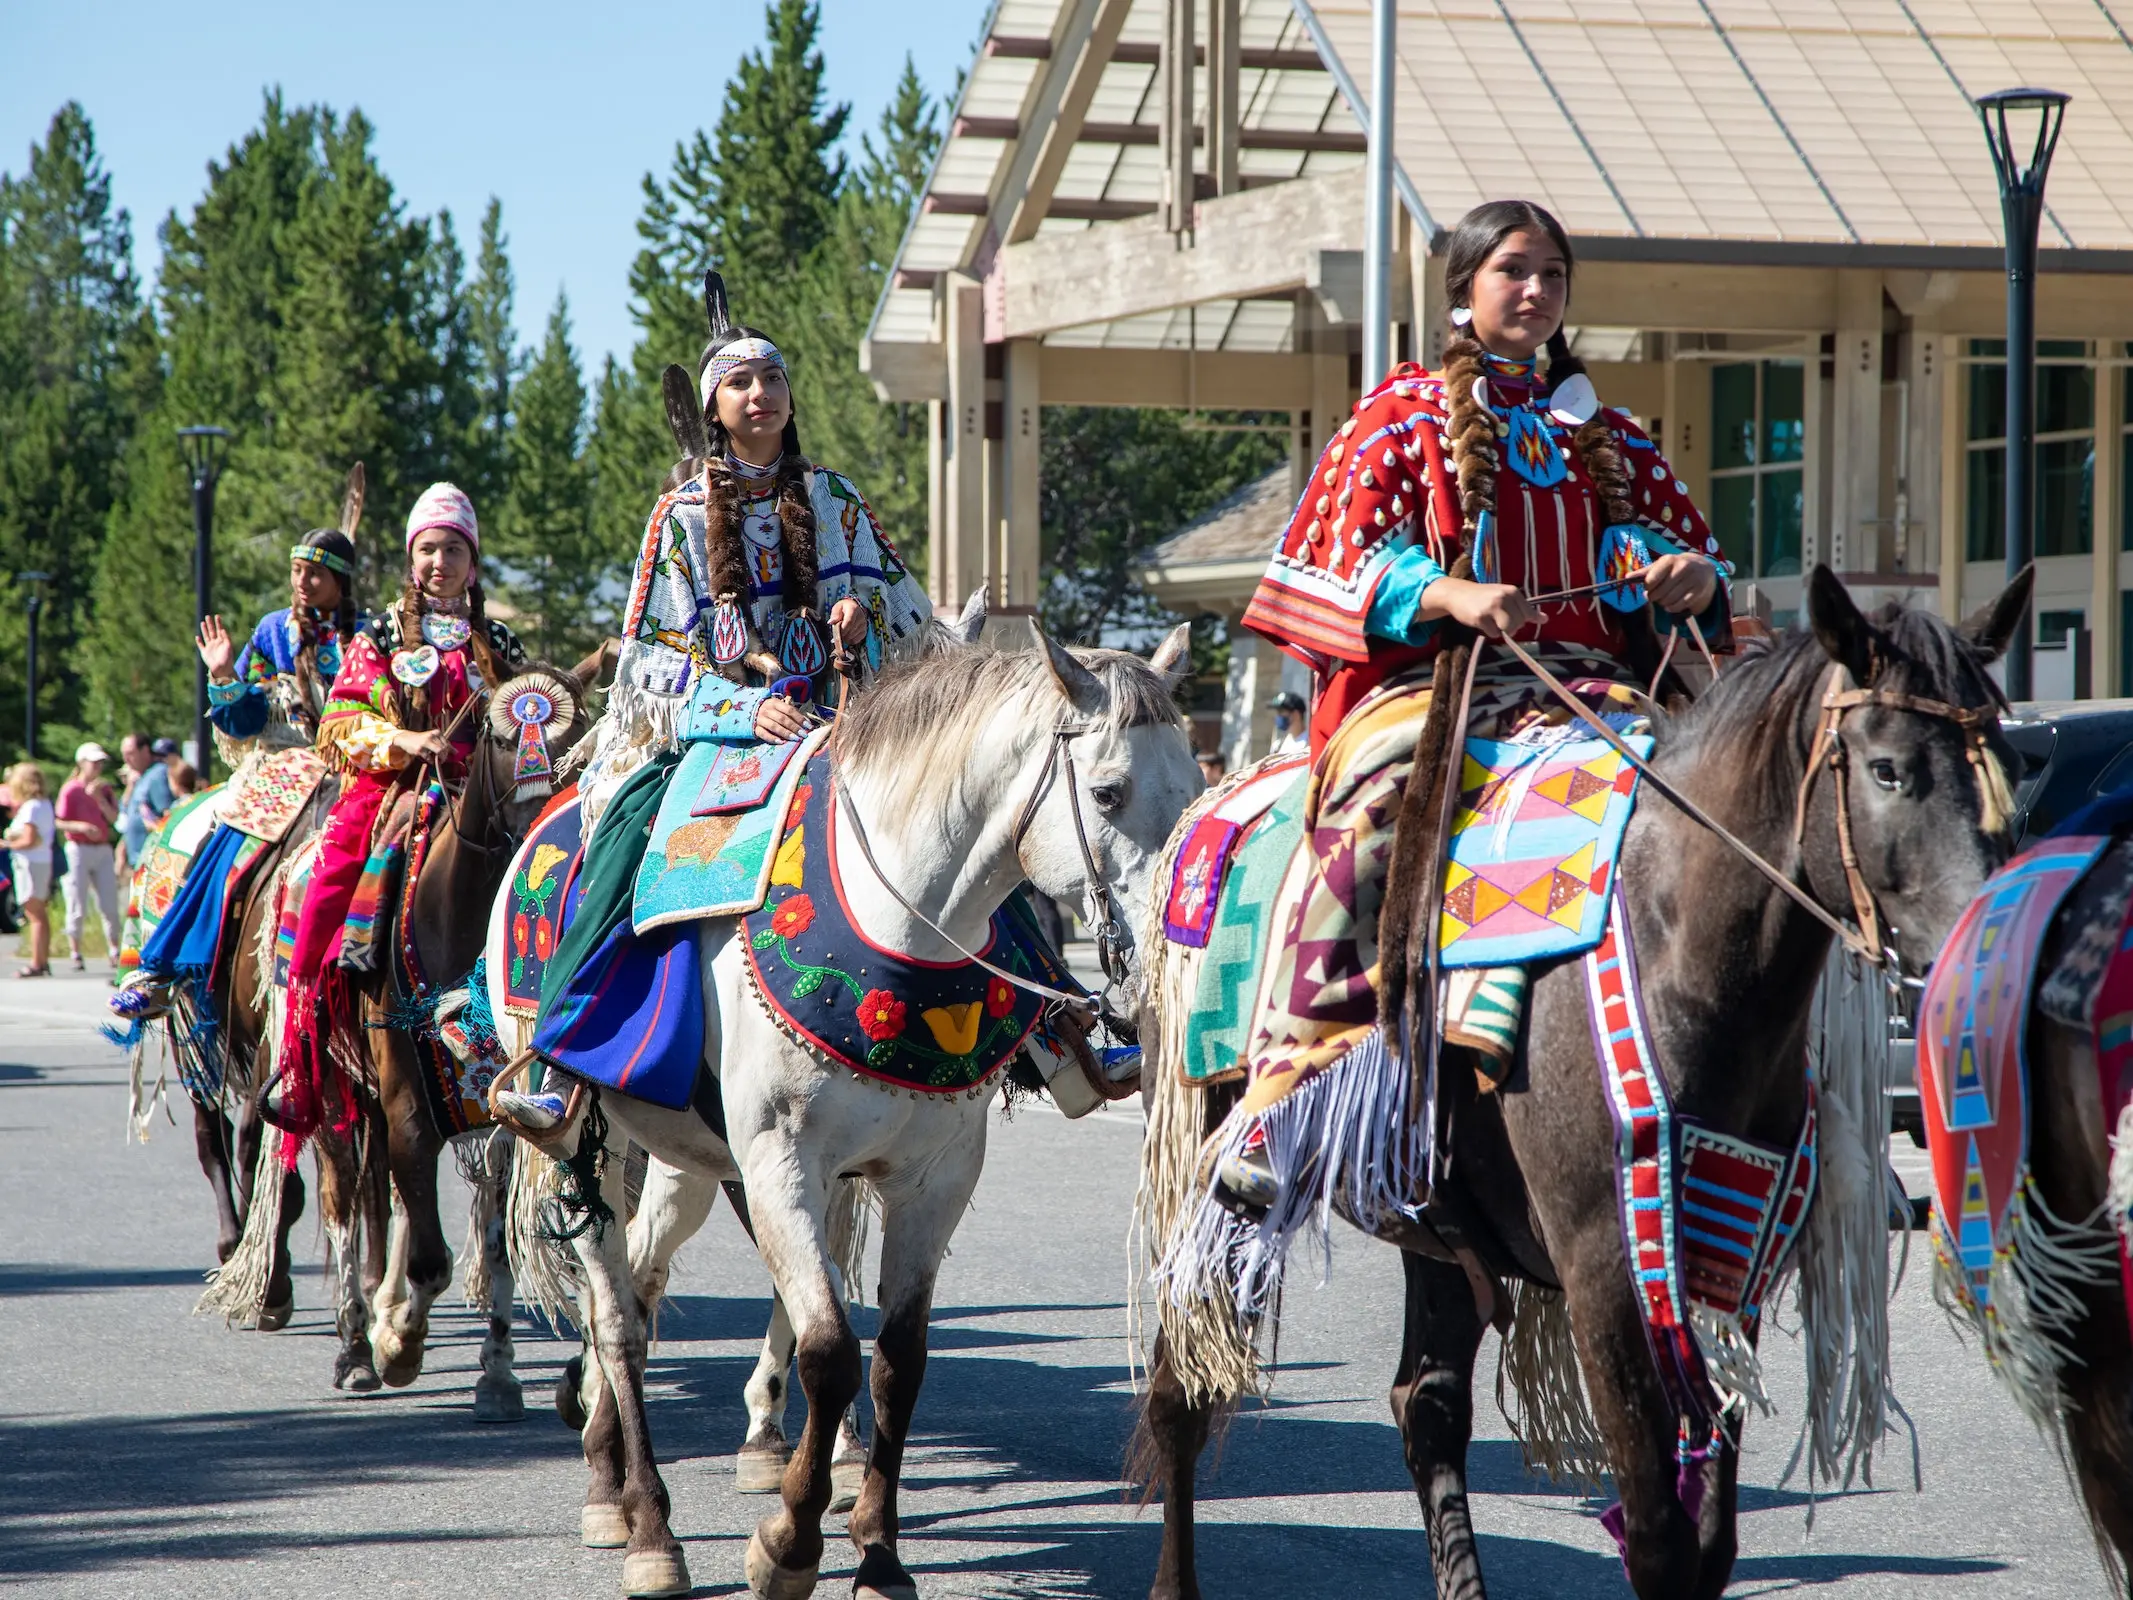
[
  {"left": 704, "top": 270, "right": 731, "bottom": 340},
  {"left": 339, "top": 462, "right": 365, "bottom": 537},
  {"left": 661, "top": 363, "right": 709, "bottom": 460},
  {"left": 953, "top": 587, "right": 987, "bottom": 645},
  {"left": 569, "top": 638, "right": 617, "bottom": 692},
  {"left": 1148, "top": 621, "right": 1191, "bottom": 688},
  {"left": 1036, "top": 623, "right": 1106, "bottom": 715},
  {"left": 1806, "top": 565, "right": 1874, "bottom": 682},
  {"left": 1958, "top": 562, "right": 2034, "bottom": 665}
]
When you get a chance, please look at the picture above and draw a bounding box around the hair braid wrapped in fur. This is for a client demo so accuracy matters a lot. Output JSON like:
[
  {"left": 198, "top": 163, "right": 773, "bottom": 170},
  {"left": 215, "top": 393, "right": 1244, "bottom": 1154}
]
[
  {"left": 701, "top": 454, "right": 821, "bottom": 612},
  {"left": 1439, "top": 336, "right": 1498, "bottom": 546}
]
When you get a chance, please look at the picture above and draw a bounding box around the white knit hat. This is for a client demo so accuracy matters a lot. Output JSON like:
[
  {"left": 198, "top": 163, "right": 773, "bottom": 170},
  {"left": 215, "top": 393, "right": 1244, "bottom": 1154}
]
[{"left": 406, "top": 482, "right": 479, "bottom": 551}]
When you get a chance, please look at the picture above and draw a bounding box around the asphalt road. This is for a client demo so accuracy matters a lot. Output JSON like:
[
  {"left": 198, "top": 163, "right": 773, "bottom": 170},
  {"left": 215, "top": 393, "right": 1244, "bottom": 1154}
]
[{"left": 0, "top": 971, "right": 2113, "bottom": 1598}]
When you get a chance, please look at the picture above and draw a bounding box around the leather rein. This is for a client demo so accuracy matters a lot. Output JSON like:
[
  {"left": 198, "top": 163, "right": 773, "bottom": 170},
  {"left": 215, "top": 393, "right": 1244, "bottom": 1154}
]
[{"left": 1496, "top": 634, "right": 2003, "bottom": 970}]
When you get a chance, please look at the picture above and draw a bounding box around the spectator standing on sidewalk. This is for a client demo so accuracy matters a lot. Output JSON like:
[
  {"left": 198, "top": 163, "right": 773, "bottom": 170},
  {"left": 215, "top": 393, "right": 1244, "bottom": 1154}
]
[
  {"left": 5, "top": 764, "right": 56, "bottom": 977},
  {"left": 115, "top": 733, "right": 172, "bottom": 875},
  {"left": 56, "top": 743, "right": 121, "bottom": 974}
]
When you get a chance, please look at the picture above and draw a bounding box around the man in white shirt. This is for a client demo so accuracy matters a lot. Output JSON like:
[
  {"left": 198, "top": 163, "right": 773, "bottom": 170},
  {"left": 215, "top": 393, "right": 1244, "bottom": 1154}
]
[{"left": 1267, "top": 690, "right": 1307, "bottom": 756}]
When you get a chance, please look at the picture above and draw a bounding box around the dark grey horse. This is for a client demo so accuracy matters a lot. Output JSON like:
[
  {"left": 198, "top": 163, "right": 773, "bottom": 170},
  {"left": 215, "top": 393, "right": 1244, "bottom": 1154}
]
[{"left": 1136, "top": 564, "right": 2032, "bottom": 1600}]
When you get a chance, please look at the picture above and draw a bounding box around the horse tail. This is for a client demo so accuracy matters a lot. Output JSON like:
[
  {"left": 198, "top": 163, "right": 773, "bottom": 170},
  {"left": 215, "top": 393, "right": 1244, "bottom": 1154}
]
[{"left": 506, "top": 1135, "right": 584, "bottom": 1333}]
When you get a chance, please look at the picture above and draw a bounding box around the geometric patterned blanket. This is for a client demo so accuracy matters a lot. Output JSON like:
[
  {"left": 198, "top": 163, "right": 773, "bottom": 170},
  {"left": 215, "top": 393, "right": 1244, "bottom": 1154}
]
[
  {"left": 1919, "top": 833, "right": 2113, "bottom": 1327},
  {"left": 1177, "top": 766, "right": 1308, "bottom": 1084},
  {"left": 633, "top": 725, "right": 832, "bottom": 932},
  {"left": 1440, "top": 729, "right": 1650, "bottom": 969}
]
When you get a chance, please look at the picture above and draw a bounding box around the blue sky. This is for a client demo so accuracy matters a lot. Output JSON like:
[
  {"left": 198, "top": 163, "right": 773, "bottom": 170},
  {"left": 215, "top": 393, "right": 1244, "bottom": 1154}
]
[{"left": 7, "top": 0, "right": 990, "bottom": 370}]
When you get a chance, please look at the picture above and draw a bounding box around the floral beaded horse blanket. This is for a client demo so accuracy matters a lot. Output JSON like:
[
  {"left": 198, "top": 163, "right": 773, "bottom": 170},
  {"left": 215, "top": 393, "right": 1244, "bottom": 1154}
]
[
  {"left": 493, "top": 786, "right": 589, "bottom": 1020},
  {"left": 742, "top": 754, "right": 1082, "bottom": 1095}
]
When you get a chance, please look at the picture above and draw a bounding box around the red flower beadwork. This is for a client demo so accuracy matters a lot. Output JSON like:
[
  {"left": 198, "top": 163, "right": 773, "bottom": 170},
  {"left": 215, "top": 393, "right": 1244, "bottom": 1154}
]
[
  {"left": 857, "top": 988, "right": 906, "bottom": 1042},
  {"left": 512, "top": 912, "right": 530, "bottom": 957},
  {"left": 985, "top": 976, "right": 1015, "bottom": 1018},
  {"left": 771, "top": 894, "right": 816, "bottom": 940},
  {"left": 534, "top": 917, "right": 553, "bottom": 962}
]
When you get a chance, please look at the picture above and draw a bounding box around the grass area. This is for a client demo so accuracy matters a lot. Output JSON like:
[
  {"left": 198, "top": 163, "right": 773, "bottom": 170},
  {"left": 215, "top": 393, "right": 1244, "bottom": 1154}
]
[{"left": 12, "top": 889, "right": 115, "bottom": 963}]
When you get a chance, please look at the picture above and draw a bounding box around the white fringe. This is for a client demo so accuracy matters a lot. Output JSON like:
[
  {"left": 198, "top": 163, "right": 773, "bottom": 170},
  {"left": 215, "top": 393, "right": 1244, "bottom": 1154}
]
[
  {"left": 2110, "top": 1100, "right": 2133, "bottom": 1263},
  {"left": 1786, "top": 945, "right": 1903, "bottom": 1500},
  {"left": 1932, "top": 1175, "right": 2125, "bottom": 1433},
  {"left": 196, "top": 1124, "right": 287, "bottom": 1323},
  {"left": 570, "top": 658, "right": 684, "bottom": 822},
  {"left": 125, "top": 1026, "right": 172, "bottom": 1143},
  {"left": 1155, "top": 1032, "right": 1423, "bottom": 1377},
  {"left": 827, "top": 1174, "right": 878, "bottom": 1311},
  {"left": 506, "top": 1138, "right": 582, "bottom": 1333},
  {"left": 1495, "top": 1279, "right": 1607, "bottom": 1489}
]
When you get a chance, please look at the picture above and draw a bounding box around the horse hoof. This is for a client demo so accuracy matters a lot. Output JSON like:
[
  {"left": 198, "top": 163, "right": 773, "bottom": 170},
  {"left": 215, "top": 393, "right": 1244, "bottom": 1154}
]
[
  {"left": 473, "top": 1376, "right": 525, "bottom": 1424},
  {"left": 620, "top": 1547, "right": 691, "bottom": 1598},
  {"left": 853, "top": 1543, "right": 917, "bottom": 1599},
  {"left": 255, "top": 1295, "right": 294, "bottom": 1333},
  {"left": 745, "top": 1527, "right": 818, "bottom": 1599},
  {"left": 827, "top": 1458, "right": 865, "bottom": 1515},
  {"left": 581, "top": 1502, "right": 630, "bottom": 1548},
  {"left": 555, "top": 1357, "right": 588, "bottom": 1431},
  {"left": 334, "top": 1352, "right": 382, "bottom": 1394},
  {"left": 735, "top": 1441, "right": 792, "bottom": 1493},
  {"left": 378, "top": 1359, "right": 422, "bottom": 1390}
]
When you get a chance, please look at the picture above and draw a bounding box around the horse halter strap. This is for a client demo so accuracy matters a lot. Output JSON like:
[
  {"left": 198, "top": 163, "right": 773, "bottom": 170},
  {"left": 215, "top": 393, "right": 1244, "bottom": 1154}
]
[
  {"left": 1011, "top": 721, "right": 1134, "bottom": 991},
  {"left": 1791, "top": 666, "right": 2000, "bottom": 959}
]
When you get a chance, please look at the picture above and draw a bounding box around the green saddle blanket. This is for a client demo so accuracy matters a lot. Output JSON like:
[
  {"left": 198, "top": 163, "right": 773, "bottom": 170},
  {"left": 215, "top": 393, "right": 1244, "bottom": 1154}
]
[{"left": 1179, "top": 772, "right": 1307, "bottom": 1084}]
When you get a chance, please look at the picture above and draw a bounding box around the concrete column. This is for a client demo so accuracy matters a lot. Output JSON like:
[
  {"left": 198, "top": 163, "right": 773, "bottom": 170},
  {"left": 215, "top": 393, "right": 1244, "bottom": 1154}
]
[
  {"left": 1000, "top": 337, "right": 1044, "bottom": 617},
  {"left": 1208, "top": 0, "right": 1241, "bottom": 197},
  {"left": 2092, "top": 353, "right": 2123, "bottom": 696},
  {"left": 938, "top": 271, "right": 987, "bottom": 612},
  {"left": 1904, "top": 327, "right": 1945, "bottom": 583},
  {"left": 1827, "top": 270, "right": 1884, "bottom": 576},
  {"left": 1409, "top": 232, "right": 1445, "bottom": 371},
  {"left": 1938, "top": 333, "right": 1966, "bottom": 624}
]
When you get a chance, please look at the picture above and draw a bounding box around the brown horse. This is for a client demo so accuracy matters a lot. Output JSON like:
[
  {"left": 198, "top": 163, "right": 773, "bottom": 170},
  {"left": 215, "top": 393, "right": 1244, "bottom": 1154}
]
[
  {"left": 314, "top": 651, "right": 603, "bottom": 1405},
  {"left": 1134, "top": 567, "right": 2031, "bottom": 1600}
]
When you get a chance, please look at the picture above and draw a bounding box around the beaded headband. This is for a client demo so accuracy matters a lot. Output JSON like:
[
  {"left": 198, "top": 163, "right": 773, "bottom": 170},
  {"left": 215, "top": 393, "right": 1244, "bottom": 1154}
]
[
  {"left": 699, "top": 337, "right": 787, "bottom": 410},
  {"left": 289, "top": 540, "right": 353, "bottom": 577}
]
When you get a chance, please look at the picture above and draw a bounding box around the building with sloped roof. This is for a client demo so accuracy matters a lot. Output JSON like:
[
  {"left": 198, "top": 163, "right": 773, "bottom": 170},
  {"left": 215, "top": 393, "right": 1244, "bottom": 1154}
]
[{"left": 864, "top": 0, "right": 2133, "bottom": 751}]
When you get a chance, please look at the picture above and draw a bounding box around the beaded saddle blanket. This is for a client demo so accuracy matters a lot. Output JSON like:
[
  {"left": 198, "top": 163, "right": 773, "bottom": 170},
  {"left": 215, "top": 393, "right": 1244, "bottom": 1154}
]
[
  {"left": 742, "top": 755, "right": 1082, "bottom": 1096},
  {"left": 634, "top": 726, "right": 832, "bottom": 932},
  {"left": 493, "top": 786, "right": 589, "bottom": 1020},
  {"left": 1919, "top": 832, "right": 2122, "bottom": 1347}
]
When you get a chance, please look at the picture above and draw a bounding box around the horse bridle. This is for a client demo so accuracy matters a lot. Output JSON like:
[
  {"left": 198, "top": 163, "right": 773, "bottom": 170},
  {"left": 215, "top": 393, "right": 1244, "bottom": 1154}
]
[
  {"left": 1792, "top": 667, "right": 2005, "bottom": 960},
  {"left": 1498, "top": 636, "right": 2004, "bottom": 970}
]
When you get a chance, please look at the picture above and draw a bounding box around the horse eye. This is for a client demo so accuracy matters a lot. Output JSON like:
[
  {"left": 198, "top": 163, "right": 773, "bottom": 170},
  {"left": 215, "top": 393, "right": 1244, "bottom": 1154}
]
[
  {"left": 1870, "top": 758, "right": 1902, "bottom": 792},
  {"left": 1090, "top": 780, "right": 1128, "bottom": 812}
]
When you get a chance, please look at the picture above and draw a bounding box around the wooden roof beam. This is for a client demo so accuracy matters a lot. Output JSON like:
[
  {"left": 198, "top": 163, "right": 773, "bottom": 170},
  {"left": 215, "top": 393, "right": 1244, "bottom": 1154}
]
[
  {"left": 954, "top": 115, "right": 1365, "bottom": 154},
  {"left": 996, "top": 0, "right": 1137, "bottom": 247},
  {"left": 986, "top": 35, "right": 1324, "bottom": 71}
]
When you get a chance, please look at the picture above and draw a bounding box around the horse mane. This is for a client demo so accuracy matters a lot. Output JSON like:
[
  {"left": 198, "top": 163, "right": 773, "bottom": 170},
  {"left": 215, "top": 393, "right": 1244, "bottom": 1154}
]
[
  {"left": 1658, "top": 600, "right": 2004, "bottom": 824},
  {"left": 830, "top": 634, "right": 1184, "bottom": 816}
]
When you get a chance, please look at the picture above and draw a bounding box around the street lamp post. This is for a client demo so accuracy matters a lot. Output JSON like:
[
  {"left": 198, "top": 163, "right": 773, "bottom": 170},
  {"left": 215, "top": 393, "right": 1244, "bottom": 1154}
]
[
  {"left": 177, "top": 426, "right": 231, "bottom": 772},
  {"left": 16, "top": 571, "right": 50, "bottom": 760},
  {"left": 1976, "top": 87, "right": 2069, "bottom": 701}
]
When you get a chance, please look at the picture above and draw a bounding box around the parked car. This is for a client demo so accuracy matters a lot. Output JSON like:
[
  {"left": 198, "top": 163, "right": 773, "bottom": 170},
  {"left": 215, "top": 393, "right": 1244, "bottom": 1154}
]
[{"left": 1889, "top": 697, "right": 2133, "bottom": 1148}]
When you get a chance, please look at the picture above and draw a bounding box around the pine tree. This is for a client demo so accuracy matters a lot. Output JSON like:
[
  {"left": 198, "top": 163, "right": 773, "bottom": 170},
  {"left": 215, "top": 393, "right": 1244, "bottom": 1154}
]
[
  {"left": 495, "top": 292, "right": 603, "bottom": 662},
  {"left": 0, "top": 103, "right": 155, "bottom": 756},
  {"left": 1040, "top": 408, "right": 1284, "bottom": 647},
  {"left": 456, "top": 197, "right": 516, "bottom": 513},
  {"left": 593, "top": 0, "right": 849, "bottom": 552},
  {"left": 82, "top": 95, "right": 505, "bottom": 742}
]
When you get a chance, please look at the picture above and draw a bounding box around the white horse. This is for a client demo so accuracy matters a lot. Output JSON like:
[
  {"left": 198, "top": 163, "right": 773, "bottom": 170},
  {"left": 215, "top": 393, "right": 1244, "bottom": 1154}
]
[{"left": 496, "top": 618, "right": 1201, "bottom": 1598}]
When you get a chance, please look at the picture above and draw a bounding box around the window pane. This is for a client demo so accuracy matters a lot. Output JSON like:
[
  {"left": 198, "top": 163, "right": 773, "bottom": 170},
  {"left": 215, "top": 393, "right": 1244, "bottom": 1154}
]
[
  {"left": 1759, "top": 468, "right": 1803, "bottom": 577},
  {"left": 1763, "top": 361, "right": 1804, "bottom": 464},
  {"left": 1969, "top": 358, "right": 2006, "bottom": 442},
  {"left": 2124, "top": 427, "right": 2133, "bottom": 552},
  {"left": 2038, "top": 609, "right": 2084, "bottom": 646},
  {"left": 2035, "top": 437, "right": 2094, "bottom": 557},
  {"left": 2037, "top": 362, "right": 2094, "bottom": 435},
  {"left": 1711, "top": 364, "right": 1756, "bottom": 470},
  {"left": 1967, "top": 445, "right": 2006, "bottom": 563},
  {"left": 1970, "top": 338, "right": 2008, "bottom": 358},
  {"left": 1710, "top": 473, "right": 1755, "bottom": 575},
  {"left": 2038, "top": 339, "right": 2089, "bottom": 360}
]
